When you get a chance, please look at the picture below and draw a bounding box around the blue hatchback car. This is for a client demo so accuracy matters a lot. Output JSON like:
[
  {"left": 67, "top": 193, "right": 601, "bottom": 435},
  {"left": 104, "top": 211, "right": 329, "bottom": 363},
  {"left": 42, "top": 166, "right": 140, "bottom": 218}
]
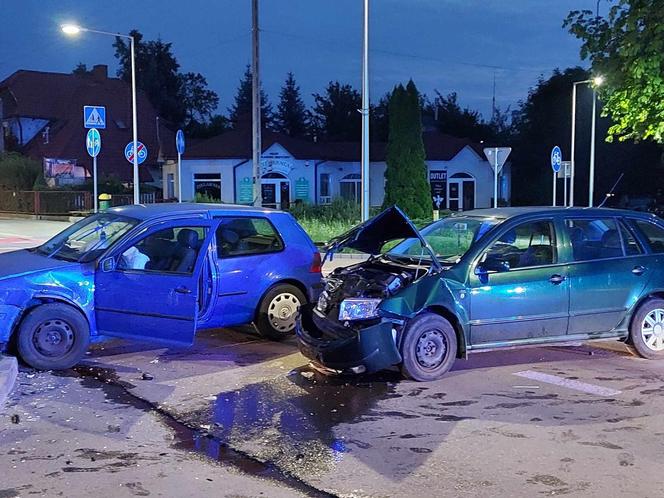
[{"left": 0, "top": 203, "right": 322, "bottom": 370}]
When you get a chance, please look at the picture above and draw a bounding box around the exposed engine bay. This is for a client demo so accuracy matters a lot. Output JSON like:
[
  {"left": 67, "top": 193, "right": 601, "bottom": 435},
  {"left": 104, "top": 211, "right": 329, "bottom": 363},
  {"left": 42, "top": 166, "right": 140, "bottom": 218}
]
[{"left": 315, "top": 256, "right": 427, "bottom": 322}]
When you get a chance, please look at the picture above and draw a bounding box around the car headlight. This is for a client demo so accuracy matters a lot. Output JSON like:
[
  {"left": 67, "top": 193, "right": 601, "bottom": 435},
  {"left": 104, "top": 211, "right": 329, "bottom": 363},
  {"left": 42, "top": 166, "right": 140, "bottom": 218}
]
[{"left": 338, "top": 298, "right": 382, "bottom": 321}]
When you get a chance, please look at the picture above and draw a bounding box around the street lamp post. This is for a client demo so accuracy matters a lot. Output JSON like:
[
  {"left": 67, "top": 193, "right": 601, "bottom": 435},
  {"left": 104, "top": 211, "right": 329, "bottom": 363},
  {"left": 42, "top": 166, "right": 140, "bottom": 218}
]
[
  {"left": 569, "top": 76, "right": 603, "bottom": 207},
  {"left": 61, "top": 24, "right": 140, "bottom": 205}
]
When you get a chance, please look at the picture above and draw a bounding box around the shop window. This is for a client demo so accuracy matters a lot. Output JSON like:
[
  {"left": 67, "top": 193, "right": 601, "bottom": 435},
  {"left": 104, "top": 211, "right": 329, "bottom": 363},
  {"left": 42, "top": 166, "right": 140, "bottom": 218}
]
[
  {"left": 339, "top": 173, "right": 361, "bottom": 203},
  {"left": 194, "top": 173, "right": 221, "bottom": 201}
]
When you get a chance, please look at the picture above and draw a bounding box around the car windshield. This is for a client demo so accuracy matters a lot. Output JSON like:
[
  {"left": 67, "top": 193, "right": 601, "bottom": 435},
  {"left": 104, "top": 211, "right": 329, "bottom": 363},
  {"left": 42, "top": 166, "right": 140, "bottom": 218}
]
[
  {"left": 35, "top": 213, "right": 139, "bottom": 263},
  {"left": 387, "top": 216, "right": 499, "bottom": 263}
]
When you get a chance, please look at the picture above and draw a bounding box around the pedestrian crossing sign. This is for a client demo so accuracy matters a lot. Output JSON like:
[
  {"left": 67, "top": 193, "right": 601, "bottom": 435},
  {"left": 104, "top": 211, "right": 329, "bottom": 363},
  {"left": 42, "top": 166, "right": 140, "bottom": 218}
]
[{"left": 83, "top": 106, "right": 106, "bottom": 129}]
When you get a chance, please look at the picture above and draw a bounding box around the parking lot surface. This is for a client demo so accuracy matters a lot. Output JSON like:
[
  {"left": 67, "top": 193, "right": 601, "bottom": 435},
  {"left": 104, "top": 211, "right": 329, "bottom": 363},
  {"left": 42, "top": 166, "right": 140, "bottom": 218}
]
[{"left": 3, "top": 218, "right": 664, "bottom": 497}]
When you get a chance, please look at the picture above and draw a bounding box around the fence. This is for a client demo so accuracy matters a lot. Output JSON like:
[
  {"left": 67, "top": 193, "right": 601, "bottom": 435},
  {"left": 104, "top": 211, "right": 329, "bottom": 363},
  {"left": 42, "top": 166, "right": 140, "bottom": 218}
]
[{"left": 0, "top": 190, "right": 159, "bottom": 216}]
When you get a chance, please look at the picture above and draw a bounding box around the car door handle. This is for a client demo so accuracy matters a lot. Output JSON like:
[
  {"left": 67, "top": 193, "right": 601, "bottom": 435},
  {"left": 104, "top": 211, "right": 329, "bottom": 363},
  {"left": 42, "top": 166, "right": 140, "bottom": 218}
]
[
  {"left": 549, "top": 274, "right": 566, "bottom": 285},
  {"left": 632, "top": 265, "right": 646, "bottom": 276},
  {"left": 174, "top": 286, "right": 192, "bottom": 294}
]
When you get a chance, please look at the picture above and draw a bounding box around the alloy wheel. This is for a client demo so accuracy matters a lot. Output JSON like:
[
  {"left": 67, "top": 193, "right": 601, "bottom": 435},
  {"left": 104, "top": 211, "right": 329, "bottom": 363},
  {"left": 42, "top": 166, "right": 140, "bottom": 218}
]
[{"left": 641, "top": 308, "right": 664, "bottom": 352}]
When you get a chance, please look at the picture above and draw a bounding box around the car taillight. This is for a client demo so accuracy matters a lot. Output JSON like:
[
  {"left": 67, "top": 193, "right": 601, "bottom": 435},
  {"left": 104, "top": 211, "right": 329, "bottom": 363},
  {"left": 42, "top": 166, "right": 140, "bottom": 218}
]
[{"left": 310, "top": 251, "right": 322, "bottom": 273}]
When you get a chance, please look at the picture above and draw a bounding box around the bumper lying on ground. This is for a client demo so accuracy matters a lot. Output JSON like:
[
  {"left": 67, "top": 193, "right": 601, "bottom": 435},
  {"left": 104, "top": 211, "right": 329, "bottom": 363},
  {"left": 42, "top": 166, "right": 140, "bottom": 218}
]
[
  {"left": 296, "top": 305, "right": 402, "bottom": 374},
  {"left": 0, "top": 355, "right": 18, "bottom": 405}
]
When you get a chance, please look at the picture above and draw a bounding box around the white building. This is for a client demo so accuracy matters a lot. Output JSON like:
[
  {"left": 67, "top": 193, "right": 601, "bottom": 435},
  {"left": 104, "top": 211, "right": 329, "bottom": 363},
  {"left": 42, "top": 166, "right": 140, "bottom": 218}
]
[{"left": 163, "top": 128, "right": 510, "bottom": 211}]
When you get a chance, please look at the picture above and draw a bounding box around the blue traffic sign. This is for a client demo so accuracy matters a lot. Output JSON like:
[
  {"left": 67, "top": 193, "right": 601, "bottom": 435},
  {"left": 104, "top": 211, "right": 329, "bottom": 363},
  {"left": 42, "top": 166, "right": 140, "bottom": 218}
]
[
  {"left": 176, "top": 129, "right": 185, "bottom": 155},
  {"left": 83, "top": 106, "right": 106, "bottom": 129},
  {"left": 124, "top": 141, "right": 148, "bottom": 165},
  {"left": 86, "top": 128, "right": 101, "bottom": 158},
  {"left": 551, "top": 145, "right": 562, "bottom": 173}
]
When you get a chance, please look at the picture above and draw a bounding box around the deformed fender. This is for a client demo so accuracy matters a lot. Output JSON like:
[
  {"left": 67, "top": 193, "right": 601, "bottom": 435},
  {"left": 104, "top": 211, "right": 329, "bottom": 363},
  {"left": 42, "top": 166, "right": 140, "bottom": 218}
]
[
  {"left": 0, "top": 304, "right": 22, "bottom": 344},
  {"left": 378, "top": 273, "right": 470, "bottom": 356}
]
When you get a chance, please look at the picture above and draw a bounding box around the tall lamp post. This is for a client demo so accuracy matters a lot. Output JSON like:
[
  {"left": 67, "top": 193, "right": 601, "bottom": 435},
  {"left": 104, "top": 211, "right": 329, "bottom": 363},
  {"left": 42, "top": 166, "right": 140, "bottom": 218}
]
[
  {"left": 62, "top": 24, "right": 140, "bottom": 205},
  {"left": 360, "top": 0, "right": 370, "bottom": 222},
  {"left": 569, "top": 75, "right": 603, "bottom": 207}
]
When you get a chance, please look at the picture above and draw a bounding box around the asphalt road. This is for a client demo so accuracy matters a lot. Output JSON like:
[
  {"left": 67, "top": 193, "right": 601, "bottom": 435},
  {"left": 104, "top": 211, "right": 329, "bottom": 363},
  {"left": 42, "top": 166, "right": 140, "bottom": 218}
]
[{"left": 3, "top": 218, "right": 664, "bottom": 497}]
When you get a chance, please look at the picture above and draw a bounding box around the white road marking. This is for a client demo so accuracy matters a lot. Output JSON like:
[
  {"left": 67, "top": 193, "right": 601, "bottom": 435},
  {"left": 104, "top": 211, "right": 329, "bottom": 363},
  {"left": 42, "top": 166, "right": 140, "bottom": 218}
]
[{"left": 513, "top": 370, "right": 622, "bottom": 397}]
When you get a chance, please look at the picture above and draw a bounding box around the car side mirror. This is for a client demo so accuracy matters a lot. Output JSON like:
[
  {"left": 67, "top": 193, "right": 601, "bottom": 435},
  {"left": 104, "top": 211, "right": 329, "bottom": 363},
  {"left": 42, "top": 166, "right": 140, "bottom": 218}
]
[
  {"left": 475, "top": 259, "right": 510, "bottom": 275},
  {"left": 100, "top": 257, "right": 116, "bottom": 273}
]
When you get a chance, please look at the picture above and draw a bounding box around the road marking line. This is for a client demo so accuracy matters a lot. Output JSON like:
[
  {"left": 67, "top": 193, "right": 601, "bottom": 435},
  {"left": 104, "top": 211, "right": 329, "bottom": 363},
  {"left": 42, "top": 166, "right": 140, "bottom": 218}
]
[{"left": 513, "top": 370, "right": 622, "bottom": 397}]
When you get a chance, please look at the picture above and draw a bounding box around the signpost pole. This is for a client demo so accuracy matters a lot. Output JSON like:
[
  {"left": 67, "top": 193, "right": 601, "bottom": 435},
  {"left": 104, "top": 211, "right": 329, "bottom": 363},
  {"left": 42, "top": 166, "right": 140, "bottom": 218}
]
[
  {"left": 177, "top": 152, "right": 182, "bottom": 203},
  {"left": 553, "top": 172, "right": 557, "bottom": 207},
  {"left": 563, "top": 164, "right": 568, "bottom": 207},
  {"left": 493, "top": 147, "right": 498, "bottom": 208},
  {"left": 93, "top": 155, "right": 98, "bottom": 213},
  {"left": 130, "top": 35, "right": 140, "bottom": 205}
]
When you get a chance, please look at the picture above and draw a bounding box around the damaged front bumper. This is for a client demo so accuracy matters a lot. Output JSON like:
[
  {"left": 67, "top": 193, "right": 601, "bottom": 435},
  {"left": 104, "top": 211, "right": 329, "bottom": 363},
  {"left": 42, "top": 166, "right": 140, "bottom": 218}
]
[
  {"left": 0, "top": 304, "right": 22, "bottom": 346},
  {"left": 296, "top": 304, "right": 402, "bottom": 374}
]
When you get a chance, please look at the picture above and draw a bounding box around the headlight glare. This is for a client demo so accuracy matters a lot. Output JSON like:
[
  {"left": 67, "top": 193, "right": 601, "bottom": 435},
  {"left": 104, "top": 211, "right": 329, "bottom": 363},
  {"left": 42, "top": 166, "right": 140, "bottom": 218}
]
[{"left": 338, "top": 298, "right": 382, "bottom": 321}]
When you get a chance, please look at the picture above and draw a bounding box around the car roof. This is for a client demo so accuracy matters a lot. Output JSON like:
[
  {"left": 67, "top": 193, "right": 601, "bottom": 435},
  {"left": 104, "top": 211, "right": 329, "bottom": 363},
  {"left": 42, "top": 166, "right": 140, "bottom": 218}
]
[
  {"left": 108, "top": 202, "right": 284, "bottom": 221},
  {"left": 457, "top": 206, "right": 660, "bottom": 221}
]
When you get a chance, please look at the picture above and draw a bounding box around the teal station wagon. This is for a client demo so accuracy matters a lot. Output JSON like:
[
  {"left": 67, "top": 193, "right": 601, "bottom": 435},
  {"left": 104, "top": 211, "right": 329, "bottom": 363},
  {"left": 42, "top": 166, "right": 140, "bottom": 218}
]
[{"left": 297, "top": 206, "right": 664, "bottom": 381}]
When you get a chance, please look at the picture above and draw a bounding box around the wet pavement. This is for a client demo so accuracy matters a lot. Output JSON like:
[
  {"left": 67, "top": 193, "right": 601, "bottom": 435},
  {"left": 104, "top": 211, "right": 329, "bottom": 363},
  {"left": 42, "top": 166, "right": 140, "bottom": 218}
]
[{"left": 3, "top": 327, "right": 661, "bottom": 497}]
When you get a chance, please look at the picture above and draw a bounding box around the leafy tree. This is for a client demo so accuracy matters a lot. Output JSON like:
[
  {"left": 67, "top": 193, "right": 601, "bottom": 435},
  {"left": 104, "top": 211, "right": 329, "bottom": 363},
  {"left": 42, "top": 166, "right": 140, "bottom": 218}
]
[
  {"left": 275, "top": 72, "right": 309, "bottom": 137},
  {"left": 382, "top": 81, "right": 431, "bottom": 219},
  {"left": 114, "top": 31, "right": 186, "bottom": 125},
  {"left": 370, "top": 93, "right": 391, "bottom": 142},
  {"left": 0, "top": 152, "right": 42, "bottom": 191},
  {"left": 510, "top": 67, "right": 662, "bottom": 206},
  {"left": 113, "top": 31, "right": 220, "bottom": 129},
  {"left": 180, "top": 72, "right": 219, "bottom": 127},
  {"left": 425, "top": 91, "right": 492, "bottom": 142},
  {"left": 310, "top": 81, "right": 361, "bottom": 141},
  {"left": 228, "top": 65, "right": 274, "bottom": 129},
  {"left": 186, "top": 114, "right": 231, "bottom": 139},
  {"left": 564, "top": 1, "right": 664, "bottom": 142}
]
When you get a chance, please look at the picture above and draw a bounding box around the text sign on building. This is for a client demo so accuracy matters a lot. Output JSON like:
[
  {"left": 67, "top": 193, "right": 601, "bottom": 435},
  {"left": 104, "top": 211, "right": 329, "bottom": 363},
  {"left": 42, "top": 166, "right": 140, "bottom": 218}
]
[
  {"left": 295, "top": 177, "right": 309, "bottom": 200},
  {"left": 429, "top": 170, "right": 447, "bottom": 210},
  {"left": 83, "top": 106, "right": 106, "bottom": 129},
  {"left": 238, "top": 177, "right": 253, "bottom": 204}
]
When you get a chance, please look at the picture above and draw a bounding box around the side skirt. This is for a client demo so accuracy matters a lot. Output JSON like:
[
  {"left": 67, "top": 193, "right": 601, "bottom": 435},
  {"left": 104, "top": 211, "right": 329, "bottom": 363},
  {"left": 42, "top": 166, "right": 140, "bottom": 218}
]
[{"left": 467, "top": 331, "right": 629, "bottom": 354}]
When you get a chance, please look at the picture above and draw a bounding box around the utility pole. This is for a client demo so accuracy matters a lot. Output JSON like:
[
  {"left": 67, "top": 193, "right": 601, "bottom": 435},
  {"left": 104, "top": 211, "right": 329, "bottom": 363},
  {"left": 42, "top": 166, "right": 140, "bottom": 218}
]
[
  {"left": 360, "top": 0, "right": 370, "bottom": 221},
  {"left": 252, "top": 0, "right": 262, "bottom": 207},
  {"left": 589, "top": 88, "right": 597, "bottom": 207}
]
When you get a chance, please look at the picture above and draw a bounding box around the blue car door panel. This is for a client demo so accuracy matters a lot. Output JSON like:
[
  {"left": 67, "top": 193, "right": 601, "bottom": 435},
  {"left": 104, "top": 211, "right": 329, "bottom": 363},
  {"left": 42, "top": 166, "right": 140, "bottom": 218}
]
[{"left": 95, "top": 219, "right": 219, "bottom": 346}]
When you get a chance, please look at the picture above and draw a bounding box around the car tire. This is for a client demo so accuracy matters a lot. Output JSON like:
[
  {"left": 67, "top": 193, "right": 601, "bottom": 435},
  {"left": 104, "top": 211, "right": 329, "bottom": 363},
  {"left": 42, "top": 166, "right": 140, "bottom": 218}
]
[
  {"left": 630, "top": 298, "right": 664, "bottom": 360},
  {"left": 255, "top": 284, "right": 307, "bottom": 341},
  {"left": 400, "top": 312, "right": 457, "bottom": 382},
  {"left": 16, "top": 303, "right": 90, "bottom": 370}
]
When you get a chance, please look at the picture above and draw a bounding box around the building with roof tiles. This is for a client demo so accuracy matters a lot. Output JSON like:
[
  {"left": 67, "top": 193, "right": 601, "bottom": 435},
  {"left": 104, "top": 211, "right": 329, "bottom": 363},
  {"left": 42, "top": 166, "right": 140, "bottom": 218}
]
[
  {"left": 164, "top": 126, "right": 511, "bottom": 211},
  {"left": 0, "top": 66, "right": 175, "bottom": 188}
]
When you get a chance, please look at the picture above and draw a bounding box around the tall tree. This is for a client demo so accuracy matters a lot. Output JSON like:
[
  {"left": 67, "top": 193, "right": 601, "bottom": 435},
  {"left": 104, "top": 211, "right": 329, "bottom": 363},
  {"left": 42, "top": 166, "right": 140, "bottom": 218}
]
[
  {"left": 564, "top": 1, "right": 664, "bottom": 142},
  {"left": 383, "top": 81, "right": 431, "bottom": 219},
  {"left": 228, "top": 65, "right": 273, "bottom": 129},
  {"left": 113, "top": 30, "right": 220, "bottom": 128},
  {"left": 309, "top": 81, "right": 361, "bottom": 141},
  {"left": 510, "top": 67, "right": 662, "bottom": 206},
  {"left": 275, "top": 72, "right": 308, "bottom": 137},
  {"left": 114, "top": 31, "right": 185, "bottom": 125},
  {"left": 426, "top": 91, "right": 492, "bottom": 142},
  {"left": 370, "top": 93, "right": 391, "bottom": 142}
]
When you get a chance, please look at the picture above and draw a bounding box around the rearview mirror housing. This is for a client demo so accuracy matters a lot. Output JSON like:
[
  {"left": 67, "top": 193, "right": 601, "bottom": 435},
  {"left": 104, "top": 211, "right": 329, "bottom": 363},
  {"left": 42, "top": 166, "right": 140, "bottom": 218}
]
[{"left": 100, "top": 257, "right": 116, "bottom": 273}]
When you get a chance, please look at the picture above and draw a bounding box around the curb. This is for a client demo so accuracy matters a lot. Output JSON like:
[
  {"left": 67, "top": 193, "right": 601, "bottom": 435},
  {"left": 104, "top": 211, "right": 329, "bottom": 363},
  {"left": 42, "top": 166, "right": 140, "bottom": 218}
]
[
  {"left": 0, "top": 355, "right": 18, "bottom": 406},
  {"left": 0, "top": 212, "right": 83, "bottom": 223}
]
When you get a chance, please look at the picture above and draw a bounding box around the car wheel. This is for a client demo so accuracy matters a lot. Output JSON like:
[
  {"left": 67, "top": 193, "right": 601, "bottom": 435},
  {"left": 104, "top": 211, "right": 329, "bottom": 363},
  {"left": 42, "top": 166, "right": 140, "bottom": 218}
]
[
  {"left": 255, "top": 284, "right": 306, "bottom": 341},
  {"left": 16, "top": 303, "right": 90, "bottom": 370},
  {"left": 400, "top": 312, "right": 457, "bottom": 382},
  {"left": 630, "top": 298, "right": 664, "bottom": 360}
]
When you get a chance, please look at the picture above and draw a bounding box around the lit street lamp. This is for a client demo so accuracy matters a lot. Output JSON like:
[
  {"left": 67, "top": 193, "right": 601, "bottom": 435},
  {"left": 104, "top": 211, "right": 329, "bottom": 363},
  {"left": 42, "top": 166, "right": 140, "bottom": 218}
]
[
  {"left": 569, "top": 75, "right": 603, "bottom": 207},
  {"left": 61, "top": 24, "right": 140, "bottom": 205}
]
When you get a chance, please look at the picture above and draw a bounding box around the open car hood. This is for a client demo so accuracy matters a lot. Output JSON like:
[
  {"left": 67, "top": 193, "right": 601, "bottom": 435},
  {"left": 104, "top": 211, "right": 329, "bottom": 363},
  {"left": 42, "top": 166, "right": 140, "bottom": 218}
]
[{"left": 325, "top": 206, "right": 441, "bottom": 269}]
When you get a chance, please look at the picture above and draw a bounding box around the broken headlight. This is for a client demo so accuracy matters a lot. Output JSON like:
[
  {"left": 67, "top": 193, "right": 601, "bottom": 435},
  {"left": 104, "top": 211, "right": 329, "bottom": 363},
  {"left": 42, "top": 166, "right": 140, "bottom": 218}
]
[{"left": 338, "top": 298, "right": 382, "bottom": 321}]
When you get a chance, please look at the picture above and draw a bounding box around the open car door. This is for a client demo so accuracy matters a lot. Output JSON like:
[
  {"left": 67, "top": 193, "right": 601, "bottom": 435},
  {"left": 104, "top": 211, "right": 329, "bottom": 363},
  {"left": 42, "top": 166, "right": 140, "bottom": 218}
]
[{"left": 94, "top": 218, "right": 219, "bottom": 346}]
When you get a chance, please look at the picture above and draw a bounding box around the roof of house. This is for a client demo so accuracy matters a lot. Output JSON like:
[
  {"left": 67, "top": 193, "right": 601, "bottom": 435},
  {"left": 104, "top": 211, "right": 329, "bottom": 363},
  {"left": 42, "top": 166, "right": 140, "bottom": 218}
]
[
  {"left": 187, "top": 128, "right": 485, "bottom": 163},
  {"left": 0, "top": 67, "right": 177, "bottom": 182}
]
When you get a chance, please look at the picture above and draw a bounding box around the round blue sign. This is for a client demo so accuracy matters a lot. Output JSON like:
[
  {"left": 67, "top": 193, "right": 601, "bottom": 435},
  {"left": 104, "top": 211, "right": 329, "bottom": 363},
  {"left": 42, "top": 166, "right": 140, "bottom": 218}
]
[
  {"left": 124, "top": 141, "right": 148, "bottom": 165},
  {"left": 176, "top": 129, "right": 185, "bottom": 155},
  {"left": 551, "top": 145, "right": 562, "bottom": 173},
  {"left": 86, "top": 128, "right": 101, "bottom": 158}
]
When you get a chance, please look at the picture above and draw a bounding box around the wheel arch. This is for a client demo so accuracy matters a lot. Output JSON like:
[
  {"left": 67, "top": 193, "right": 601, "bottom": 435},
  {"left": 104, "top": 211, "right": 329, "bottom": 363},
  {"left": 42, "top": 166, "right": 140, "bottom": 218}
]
[
  {"left": 626, "top": 291, "right": 664, "bottom": 341},
  {"left": 13, "top": 296, "right": 92, "bottom": 340},
  {"left": 422, "top": 305, "right": 467, "bottom": 359}
]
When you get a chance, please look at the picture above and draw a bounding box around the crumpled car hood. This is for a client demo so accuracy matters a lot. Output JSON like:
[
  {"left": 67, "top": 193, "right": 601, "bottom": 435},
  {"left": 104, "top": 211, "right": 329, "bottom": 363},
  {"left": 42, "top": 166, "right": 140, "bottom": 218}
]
[
  {"left": 0, "top": 250, "right": 77, "bottom": 281},
  {"left": 325, "top": 206, "right": 441, "bottom": 267}
]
